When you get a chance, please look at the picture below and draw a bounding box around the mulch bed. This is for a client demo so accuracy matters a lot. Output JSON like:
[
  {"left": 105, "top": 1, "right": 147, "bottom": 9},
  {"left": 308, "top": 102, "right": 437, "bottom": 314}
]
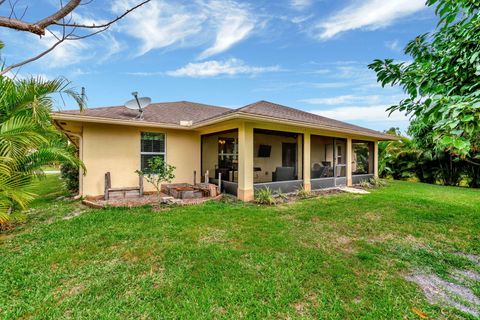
[
  {"left": 83, "top": 193, "right": 222, "bottom": 209},
  {"left": 83, "top": 187, "right": 350, "bottom": 209}
]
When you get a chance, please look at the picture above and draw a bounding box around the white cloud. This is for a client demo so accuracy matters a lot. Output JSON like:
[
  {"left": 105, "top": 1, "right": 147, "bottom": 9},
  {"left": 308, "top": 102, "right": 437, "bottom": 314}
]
[
  {"left": 112, "top": 0, "right": 206, "bottom": 56},
  {"left": 37, "top": 32, "right": 93, "bottom": 67},
  {"left": 312, "top": 82, "right": 349, "bottom": 89},
  {"left": 301, "top": 95, "right": 382, "bottom": 105},
  {"left": 291, "top": 15, "right": 314, "bottom": 24},
  {"left": 290, "top": 0, "right": 313, "bottom": 10},
  {"left": 20, "top": 10, "right": 122, "bottom": 69},
  {"left": 125, "top": 71, "right": 163, "bottom": 76},
  {"left": 312, "top": 105, "right": 407, "bottom": 122},
  {"left": 313, "top": 0, "right": 426, "bottom": 40},
  {"left": 386, "top": 39, "right": 402, "bottom": 52},
  {"left": 112, "top": 0, "right": 255, "bottom": 58},
  {"left": 198, "top": 1, "right": 255, "bottom": 59},
  {"left": 166, "top": 58, "right": 281, "bottom": 77}
]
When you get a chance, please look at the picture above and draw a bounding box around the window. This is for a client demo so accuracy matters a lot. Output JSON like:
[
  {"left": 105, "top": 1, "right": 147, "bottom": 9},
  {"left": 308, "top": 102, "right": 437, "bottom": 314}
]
[{"left": 141, "top": 132, "right": 165, "bottom": 170}]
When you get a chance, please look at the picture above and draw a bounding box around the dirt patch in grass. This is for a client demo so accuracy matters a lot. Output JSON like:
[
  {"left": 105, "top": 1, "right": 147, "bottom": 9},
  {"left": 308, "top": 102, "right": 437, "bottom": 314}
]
[
  {"left": 453, "top": 270, "right": 480, "bottom": 282},
  {"left": 455, "top": 253, "right": 480, "bottom": 267},
  {"left": 406, "top": 273, "right": 480, "bottom": 317},
  {"left": 55, "top": 281, "right": 86, "bottom": 302},
  {"left": 291, "top": 292, "right": 318, "bottom": 317},
  {"left": 62, "top": 205, "right": 88, "bottom": 220},
  {"left": 363, "top": 211, "right": 382, "bottom": 221},
  {"left": 198, "top": 228, "right": 228, "bottom": 244}
]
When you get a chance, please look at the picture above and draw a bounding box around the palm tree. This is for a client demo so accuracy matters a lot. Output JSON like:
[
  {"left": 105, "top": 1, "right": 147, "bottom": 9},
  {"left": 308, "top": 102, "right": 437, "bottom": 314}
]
[{"left": 0, "top": 75, "right": 84, "bottom": 225}]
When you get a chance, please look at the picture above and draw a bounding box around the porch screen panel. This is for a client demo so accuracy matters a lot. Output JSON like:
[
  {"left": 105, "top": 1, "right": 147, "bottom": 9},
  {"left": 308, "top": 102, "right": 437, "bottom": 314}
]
[
  {"left": 334, "top": 138, "right": 347, "bottom": 177},
  {"left": 352, "top": 141, "right": 373, "bottom": 175}
]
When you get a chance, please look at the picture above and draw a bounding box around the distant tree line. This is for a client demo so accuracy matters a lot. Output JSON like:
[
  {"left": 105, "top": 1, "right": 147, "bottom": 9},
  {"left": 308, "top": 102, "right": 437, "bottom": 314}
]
[{"left": 379, "top": 128, "right": 479, "bottom": 187}]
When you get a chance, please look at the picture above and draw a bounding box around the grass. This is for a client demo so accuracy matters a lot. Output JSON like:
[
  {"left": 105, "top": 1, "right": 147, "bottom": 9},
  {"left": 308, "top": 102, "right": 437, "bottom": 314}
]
[{"left": 1, "top": 175, "right": 479, "bottom": 319}]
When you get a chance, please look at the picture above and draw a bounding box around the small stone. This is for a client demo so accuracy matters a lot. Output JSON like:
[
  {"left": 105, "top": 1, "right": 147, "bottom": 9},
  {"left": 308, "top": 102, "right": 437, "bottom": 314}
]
[{"left": 160, "top": 196, "right": 174, "bottom": 204}]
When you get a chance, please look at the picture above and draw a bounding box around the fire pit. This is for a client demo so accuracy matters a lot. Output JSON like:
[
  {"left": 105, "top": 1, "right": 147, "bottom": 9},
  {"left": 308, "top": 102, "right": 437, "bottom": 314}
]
[{"left": 162, "top": 183, "right": 204, "bottom": 199}]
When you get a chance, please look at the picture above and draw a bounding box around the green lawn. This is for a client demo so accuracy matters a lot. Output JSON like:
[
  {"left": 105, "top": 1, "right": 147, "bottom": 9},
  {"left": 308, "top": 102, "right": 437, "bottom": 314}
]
[{"left": 1, "top": 175, "right": 479, "bottom": 319}]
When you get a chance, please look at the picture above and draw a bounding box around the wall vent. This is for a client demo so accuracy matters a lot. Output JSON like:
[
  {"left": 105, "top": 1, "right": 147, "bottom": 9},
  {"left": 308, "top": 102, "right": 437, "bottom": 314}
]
[{"left": 180, "top": 120, "right": 193, "bottom": 126}]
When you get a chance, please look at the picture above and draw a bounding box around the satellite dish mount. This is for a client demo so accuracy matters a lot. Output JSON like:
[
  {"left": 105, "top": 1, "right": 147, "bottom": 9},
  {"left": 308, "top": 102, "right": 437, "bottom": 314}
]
[{"left": 124, "top": 91, "right": 151, "bottom": 120}]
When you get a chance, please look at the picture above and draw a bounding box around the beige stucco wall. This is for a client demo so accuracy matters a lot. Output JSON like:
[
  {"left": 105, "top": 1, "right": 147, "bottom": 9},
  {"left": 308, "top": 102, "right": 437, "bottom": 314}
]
[
  {"left": 82, "top": 123, "right": 200, "bottom": 196},
  {"left": 61, "top": 116, "right": 381, "bottom": 201}
]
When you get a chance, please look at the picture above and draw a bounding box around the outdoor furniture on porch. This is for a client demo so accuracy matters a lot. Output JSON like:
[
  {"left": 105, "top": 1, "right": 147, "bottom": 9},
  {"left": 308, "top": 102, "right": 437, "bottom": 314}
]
[
  {"left": 311, "top": 163, "right": 331, "bottom": 179},
  {"left": 272, "top": 166, "right": 296, "bottom": 182}
]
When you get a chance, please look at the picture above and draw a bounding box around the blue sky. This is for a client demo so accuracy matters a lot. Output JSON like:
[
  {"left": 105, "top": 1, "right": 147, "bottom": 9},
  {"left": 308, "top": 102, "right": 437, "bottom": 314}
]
[{"left": 1, "top": 0, "right": 437, "bottom": 132}]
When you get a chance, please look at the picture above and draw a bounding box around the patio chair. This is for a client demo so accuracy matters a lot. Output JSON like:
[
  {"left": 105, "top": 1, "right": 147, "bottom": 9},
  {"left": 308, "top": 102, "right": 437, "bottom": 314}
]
[
  {"left": 311, "top": 163, "right": 330, "bottom": 179},
  {"left": 272, "top": 166, "right": 296, "bottom": 182}
]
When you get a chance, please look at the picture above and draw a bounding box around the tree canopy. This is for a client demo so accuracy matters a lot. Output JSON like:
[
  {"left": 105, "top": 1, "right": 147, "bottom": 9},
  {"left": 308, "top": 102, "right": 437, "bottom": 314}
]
[
  {"left": 0, "top": 76, "right": 84, "bottom": 225},
  {"left": 369, "top": 0, "right": 480, "bottom": 166}
]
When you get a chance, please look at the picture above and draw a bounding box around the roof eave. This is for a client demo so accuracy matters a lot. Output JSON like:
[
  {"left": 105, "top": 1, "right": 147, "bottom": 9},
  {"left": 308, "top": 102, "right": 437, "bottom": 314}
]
[
  {"left": 51, "top": 111, "right": 397, "bottom": 140},
  {"left": 51, "top": 112, "right": 192, "bottom": 130},
  {"left": 194, "top": 112, "right": 396, "bottom": 140}
]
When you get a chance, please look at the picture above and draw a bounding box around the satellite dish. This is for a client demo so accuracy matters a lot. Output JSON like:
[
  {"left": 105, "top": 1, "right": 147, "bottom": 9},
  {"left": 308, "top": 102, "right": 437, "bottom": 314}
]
[{"left": 124, "top": 92, "right": 151, "bottom": 120}]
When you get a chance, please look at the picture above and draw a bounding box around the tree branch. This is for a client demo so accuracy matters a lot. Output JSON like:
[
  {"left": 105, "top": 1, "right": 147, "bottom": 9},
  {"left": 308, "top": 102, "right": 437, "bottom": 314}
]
[
  {"left": 0, "top": 0, "right": 151, "bottom": 74},
  {"left": 464, "top": 158, "right": 480, "bottom": 167},
  {"left": 52, "top": 0, "right": 150, "bottom": 30},
  {"left": 0, "top": 0, "right": 150, "bottom": 36},
  {"left": 0, "top": 0, "right": 79, "bottom": 35},
  {"left": 35, "top": 0, "right": 80, "bottom": 30},
  {"left": 0, "top": 16, "right": 44, "bottom": 35},
  {"left": 0, "top": 36, "right": 67, "bottom": 75}
]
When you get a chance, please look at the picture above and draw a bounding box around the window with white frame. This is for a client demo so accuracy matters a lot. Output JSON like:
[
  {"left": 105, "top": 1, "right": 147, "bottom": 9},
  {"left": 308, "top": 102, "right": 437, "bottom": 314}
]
[{"left": 140, "top": 132, "right": 166, "bottom": 170}]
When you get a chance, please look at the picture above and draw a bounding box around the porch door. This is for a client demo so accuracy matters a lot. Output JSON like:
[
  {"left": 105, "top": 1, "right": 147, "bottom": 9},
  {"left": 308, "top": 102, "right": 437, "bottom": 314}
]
[
  {"left": 333, "top": 139, "right": 346, "bottom": 186},
  {"left": 282, "top": 143, "right": 297, "bottom": 168}
]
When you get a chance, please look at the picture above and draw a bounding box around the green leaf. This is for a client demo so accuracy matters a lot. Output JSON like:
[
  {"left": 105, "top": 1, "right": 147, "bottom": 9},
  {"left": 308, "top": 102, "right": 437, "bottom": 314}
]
[
  {"left": 448, "top": 120, "right": 460, "bottom": 129},
  {"left": 470, "top": 51, "right": 479, "bottom": 64},
  {"left": 441, "top": 136, "right": 454, "bottom": 145}
]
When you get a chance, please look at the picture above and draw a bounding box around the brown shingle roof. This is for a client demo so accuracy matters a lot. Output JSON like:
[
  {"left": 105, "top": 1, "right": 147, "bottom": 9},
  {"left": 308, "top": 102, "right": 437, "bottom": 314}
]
[
  {"left": 54, "top": 100, "right": 395, "bottom": 140},
  {"left": 58, "top": 101, "right": 230, "bottom": 125},
  {"left": 235, "top": 100, "right": 393, "bottom": 139}
]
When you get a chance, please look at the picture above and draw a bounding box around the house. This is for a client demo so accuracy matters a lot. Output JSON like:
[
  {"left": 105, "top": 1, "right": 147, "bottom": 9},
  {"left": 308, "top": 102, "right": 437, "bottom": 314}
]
[{"left": 52, "top": 100, "right": 394, "bottom": 201}]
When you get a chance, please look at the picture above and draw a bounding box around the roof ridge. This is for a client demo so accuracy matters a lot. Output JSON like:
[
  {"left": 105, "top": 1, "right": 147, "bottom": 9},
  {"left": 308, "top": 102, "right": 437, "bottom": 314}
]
[
  {"left": 52, "top": 99, "right": 396, "bottom": 140},
  {"left": 239, "top": 100, "right": 390, "bottom": 137},
  {"left": 57, "top": 100, "right": 230, "bottom": 113}
]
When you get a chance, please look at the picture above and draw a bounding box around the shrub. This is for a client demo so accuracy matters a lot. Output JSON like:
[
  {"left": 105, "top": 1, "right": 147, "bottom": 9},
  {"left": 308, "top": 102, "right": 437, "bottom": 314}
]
[
  {"left": 60, "top": 162, "right": 79, "bottom": 194},
  {"left": 359, "top": 177, "right": 387, "bottom": 189},
  {"left": 296, "top": 185, "right": 312, "bottom": 199},
  {"left": 274, "top": 189, "right": 288, "bottom": 201},
  {"left": 369, "top": 177, "right": 388, "bottom": 188},
  {"left": 254, "top": 187, "right": 275, "bottom": 205},
  {"left": 359, "top": 180, "right": 372, "bottom": 189},
  {"left": 135, "top": 156, "right": 176, "bottom": 199}
]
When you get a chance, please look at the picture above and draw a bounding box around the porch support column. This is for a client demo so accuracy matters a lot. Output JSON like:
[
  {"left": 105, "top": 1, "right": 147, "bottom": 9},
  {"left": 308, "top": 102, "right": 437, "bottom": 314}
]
[
  {"left": 303, "top": 132, "right": 311, "bottom": 191},
  {"left": 238, "top": 122, "right": 254, "bottom": 201},
  {"left": 346, "top": 137, "right": 353, "bottom": 186},
  {"left": 374, "top": 141, "right": 379, "bottom": 178}
]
